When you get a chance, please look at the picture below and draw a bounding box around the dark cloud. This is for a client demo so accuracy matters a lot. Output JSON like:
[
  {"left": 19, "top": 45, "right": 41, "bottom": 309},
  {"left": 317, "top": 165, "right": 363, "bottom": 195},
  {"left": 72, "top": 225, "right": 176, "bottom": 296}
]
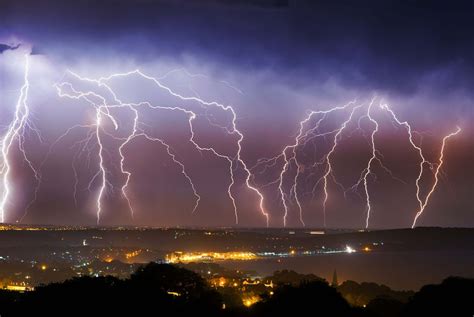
[
  {"left": 1, "top": 0, "right": 473, "bottom": 95},
  {"left": 0, "top": 43, "right": 20, "bottom": 54},
  {"left": 29, "top": 45, "right": 43, "bottom": 55},
  {"left": 160, "top": 0, "right": 289, "bottom": 8}
]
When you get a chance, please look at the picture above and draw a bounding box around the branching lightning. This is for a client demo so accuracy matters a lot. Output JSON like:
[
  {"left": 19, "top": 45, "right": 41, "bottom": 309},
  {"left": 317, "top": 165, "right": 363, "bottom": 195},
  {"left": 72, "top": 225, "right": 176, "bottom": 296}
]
[
  {"left": 0, "top": 54, "right": 41, "bottom": 223},
  {"left": 251, "top": 97, "right": 461, "bottom": 228},
  {"left": 322, "top": 103, "right": 364, "bottom": 227},
  {"left": 50, "top": 68, "right": 269, "bottom": 225},
  {"left": 410, "top": 127, "right": 461, "bottom": 228},
  {"left": 361, "top": 98, "right": 379, "bottom": 229},
  {"left": 380, "top": 102, "right": 462, "bottom": 228},
  {"left": 1, "top": 56, "right": 461, "bottom": 228}
]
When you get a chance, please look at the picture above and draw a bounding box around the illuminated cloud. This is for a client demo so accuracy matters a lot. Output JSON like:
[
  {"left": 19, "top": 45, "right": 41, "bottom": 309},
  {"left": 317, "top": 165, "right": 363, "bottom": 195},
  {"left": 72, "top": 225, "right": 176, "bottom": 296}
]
[{"left": 0, "top": 0, "right": 471, "bottom": 228}]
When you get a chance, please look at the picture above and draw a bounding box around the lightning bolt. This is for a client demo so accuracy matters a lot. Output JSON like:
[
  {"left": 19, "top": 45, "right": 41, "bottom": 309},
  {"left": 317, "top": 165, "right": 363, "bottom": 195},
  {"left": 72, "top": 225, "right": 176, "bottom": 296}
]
[
  {"left": 379, "top": 102, "right": 462, "bottom": 227},
  {"left": 252, "top": 96, "right": 459, "bottom": 229},
  {"left": 381, "top": 102, "right": 429, "bottom": 228},
  {"left": 15, "top": 61, "right": 457, "bottom": 228},
  {"left": 51, "top": 68, "right": 269, "bottom": 225},
  {"left": 0, "top": 54, "right": 41, "bottom": 223},
  {"left": 104, "top": 70, "right": 269, "bottom": 225},
  {"left": 411, "top": 127, "right": 461, "bottom": 227},
  {"left": 53, "top": 82, "right": 116, "bottom": 223},
  {"left": 94, "top": 107, "right": 107, "bottom": 223},
  {"left": 321, "top": 103, "right": 364, "bottom": 227},
  {"left": 252, "top": 101, "right": 358, "bottom": 227},
  {"left": 345, "top": 98, "right": 418, "bottom": 228},
  {"left": 362, "top": 98, "right": 379, "bottom": 229}
]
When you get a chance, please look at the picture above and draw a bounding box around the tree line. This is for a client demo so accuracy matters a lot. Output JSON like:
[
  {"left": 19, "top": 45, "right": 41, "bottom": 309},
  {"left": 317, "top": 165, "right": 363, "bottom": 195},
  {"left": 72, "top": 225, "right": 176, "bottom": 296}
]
[{"left": 0, "top": 262, "right": 472, "bottom": 316}]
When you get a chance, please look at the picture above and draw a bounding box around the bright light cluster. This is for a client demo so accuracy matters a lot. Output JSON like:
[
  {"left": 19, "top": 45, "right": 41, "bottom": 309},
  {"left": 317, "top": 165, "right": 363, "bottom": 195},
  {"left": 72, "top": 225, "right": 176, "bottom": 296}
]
[{"left": 166, "top": 251, "right": 258, "bottom": 263}]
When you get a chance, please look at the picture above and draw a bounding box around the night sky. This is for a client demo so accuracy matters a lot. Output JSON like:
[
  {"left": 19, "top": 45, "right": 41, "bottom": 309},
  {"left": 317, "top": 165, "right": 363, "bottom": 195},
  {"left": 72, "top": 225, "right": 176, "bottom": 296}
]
[{"left": 0, "top": 0, "right": 473, "bottom": 228}]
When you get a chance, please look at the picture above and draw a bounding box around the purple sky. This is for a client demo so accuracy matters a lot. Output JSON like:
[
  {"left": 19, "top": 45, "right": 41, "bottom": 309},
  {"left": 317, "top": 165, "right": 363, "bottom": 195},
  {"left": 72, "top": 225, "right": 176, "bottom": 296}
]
[{"left": 0, "top": 0, "right": 473, "bottom": 228}]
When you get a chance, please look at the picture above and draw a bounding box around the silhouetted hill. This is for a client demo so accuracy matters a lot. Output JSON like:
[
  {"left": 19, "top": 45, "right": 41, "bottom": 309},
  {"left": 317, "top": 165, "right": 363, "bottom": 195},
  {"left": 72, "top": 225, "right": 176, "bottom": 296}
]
[
  {"left": 338, "top": 280, "right": 414, "bottom": 306},
  {"left": 0, "top": 227, "right": 472, "bottom": 252}
]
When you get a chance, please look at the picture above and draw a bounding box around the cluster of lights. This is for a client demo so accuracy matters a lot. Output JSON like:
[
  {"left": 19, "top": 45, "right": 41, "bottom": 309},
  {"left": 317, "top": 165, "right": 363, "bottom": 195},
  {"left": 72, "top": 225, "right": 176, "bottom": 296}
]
[
  {"left": 166, "top": 251, "right": 257, "bottom": 263},
  {"left": 243, "top": 296, "right": 260, "bottom": 307},
  {"left": 125, "top": 250, "right": 141, "bottom": 260},
  {"left": 345, "top": 246, "right": 356, "bottom": 254}
]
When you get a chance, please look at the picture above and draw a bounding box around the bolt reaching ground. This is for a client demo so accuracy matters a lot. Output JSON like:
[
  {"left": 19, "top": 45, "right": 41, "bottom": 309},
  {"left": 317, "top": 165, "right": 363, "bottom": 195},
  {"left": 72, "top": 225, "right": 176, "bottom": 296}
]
[
  {"left": 3, "top": 57, "right": 460, "bottom": 228},
  {"left": 252, "top": 98, "right": 461, "bottom": 228},
  {"left": 322, "top": 103, "right": 365, "bottom": 227},
  {"left": 0, "top": 54, "right": 41, "bottom": 223},
  {"left": 379, "top": 102, "right": 462, "bottom": 227},
  {"left": 410, "top": 126, "right": 461, "bottom": 228},
  {"left": 51, "top": 68, "right": 269, "bottom": 225}
]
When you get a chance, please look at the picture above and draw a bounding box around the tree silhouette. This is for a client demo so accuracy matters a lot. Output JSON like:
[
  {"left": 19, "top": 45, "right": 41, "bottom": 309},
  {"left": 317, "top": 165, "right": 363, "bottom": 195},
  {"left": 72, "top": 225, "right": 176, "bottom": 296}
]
[
  {"left": 338, "top": 280, "right": 413, "bottom": 306},
  {"left": 0, "top": 264, "right": 472, "bottom": 317},
  {"left": 402, "top": 277, "right": 474, "bottom": 317},
  {"left": 251, "top": 281, "right": 360, "bottom": 317},
  {"left": 265, "top": 269, "right": 324, "bottom": 286},
  {"left": 0, "top": 263, "right": 223, "bottom": 316}
]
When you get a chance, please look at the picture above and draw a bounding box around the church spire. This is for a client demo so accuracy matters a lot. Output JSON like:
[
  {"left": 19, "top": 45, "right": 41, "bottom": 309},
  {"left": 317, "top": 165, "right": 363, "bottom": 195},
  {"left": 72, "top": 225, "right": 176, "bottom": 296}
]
[{"left": 331, "top": 269, "right": 338, "bottom": 287}]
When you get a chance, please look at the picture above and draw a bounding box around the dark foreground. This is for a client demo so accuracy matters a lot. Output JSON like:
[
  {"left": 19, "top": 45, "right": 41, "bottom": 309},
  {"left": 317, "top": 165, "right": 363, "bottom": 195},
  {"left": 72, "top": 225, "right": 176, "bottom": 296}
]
[{"left": 0, "top": 263, "right": 472, "bottom": 317}]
